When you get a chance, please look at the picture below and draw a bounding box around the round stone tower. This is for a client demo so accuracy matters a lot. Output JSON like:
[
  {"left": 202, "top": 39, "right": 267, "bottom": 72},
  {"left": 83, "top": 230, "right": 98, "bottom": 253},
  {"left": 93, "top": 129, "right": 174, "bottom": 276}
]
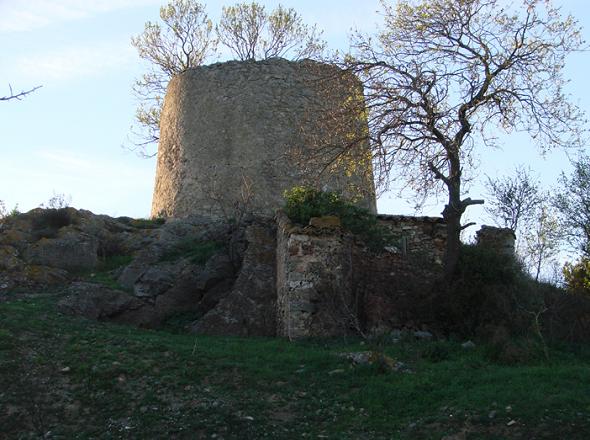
[{"left": 151, "top": 58, "right": 376, "bottom": 219}]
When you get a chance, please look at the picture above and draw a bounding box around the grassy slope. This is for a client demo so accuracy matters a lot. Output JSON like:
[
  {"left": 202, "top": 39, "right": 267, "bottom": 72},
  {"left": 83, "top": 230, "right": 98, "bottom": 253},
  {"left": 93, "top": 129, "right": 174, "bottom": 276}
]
[{"left": 1, "top": 292, "right": 589, "bottom": 439}]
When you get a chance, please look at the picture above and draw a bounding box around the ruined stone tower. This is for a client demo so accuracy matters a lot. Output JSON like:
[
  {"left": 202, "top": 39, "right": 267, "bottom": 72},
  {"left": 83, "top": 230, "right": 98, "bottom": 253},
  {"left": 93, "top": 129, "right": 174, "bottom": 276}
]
[{"left": 151, "top": 58, "right": 376, "bottom": 219}]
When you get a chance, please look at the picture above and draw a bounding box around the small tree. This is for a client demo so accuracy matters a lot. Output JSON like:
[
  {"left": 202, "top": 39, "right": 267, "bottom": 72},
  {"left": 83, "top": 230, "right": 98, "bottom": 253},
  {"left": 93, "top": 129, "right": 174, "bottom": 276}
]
[
  {"left": 321, "top": 0, "right": 585, "bottom": 277},
  {"left": 563, "top": 258, "right": 590, "bottom": 295},
  {"left": 217, "top": 2, "right": 325, "bottom": 61},
  {"left": 131, "top": 1, "right": 325, "bottom": 156},
  {"left": 130, "top": 0, "right": 217, "bottom": 155},
  {"left": 485, "top": 166, "right": 543, "bottom": 232},
  {"left": 485, "top": 167, "right": 562, "bottom": 279},
  {"left": 554, "top": 155, "right": 590, "bottom": 258},
  {"left": 523, "top": 204, "right": 562, "bottom": 282}
]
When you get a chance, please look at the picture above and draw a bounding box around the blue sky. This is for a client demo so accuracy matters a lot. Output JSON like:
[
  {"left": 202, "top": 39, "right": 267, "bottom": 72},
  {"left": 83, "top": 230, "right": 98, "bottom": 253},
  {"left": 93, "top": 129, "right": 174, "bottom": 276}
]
[{"left": 1, "top": 0, "right": 589, "bottom": 223}]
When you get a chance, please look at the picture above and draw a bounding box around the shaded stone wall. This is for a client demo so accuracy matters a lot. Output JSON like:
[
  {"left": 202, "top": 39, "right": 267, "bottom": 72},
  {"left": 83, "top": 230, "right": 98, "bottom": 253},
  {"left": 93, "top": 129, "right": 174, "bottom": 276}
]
[
  {"left": 276, "top": 212, "right": 357, "bottom": 339},
  {"left": 476, "top": 225, "right": 516, "bottom": 256},
  {"left": 151, "top": 58, "right": 376, "bottom": 220},
  {"left": 276, "top": 212, "right": 447, "bottom": 339},
  {"left": 377, "top": 215, "right": 447, "bottom": 265}
]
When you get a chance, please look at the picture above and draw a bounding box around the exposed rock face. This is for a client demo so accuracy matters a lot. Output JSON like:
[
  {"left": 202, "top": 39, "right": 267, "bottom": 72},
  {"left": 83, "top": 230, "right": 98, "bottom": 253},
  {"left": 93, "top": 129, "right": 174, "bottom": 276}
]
[
  {"left": 58, "top": 282, "right": 145, "bottom": 322},
  {"left": 23, "top": 232, "right": 99, "bottom": 271},
  {"left": 151, "top": 58, "right": 376, "bottom": 220},
  {"left": 192, "top": 222, "right": 277, "bottom": 336}
]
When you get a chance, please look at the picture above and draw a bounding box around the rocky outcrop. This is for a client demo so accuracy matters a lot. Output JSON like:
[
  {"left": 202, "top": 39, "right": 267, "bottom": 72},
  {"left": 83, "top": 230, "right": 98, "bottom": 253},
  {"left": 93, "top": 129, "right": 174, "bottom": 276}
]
[
  {"left": 58, "top": 282, "right": 145, "bottom": 322},
  {"left": 23, "top": 232, "right": 99, "bottom": 271},
  {"left": 1, "top": 207, "right": 279, "bottom": 334},
  {"left": 1, "top": 206, "right": 462, "bottom": 339},
  {"left": 192, "top": 223, "right": 277, "bottom": 336}
]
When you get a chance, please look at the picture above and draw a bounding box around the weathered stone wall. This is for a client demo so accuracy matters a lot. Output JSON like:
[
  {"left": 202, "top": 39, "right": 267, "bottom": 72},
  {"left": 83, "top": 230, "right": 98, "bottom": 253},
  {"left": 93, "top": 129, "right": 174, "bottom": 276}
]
[
  {"left": 276, "top": 212, "right": 447, "bottom": 339},
  {"left": 276, "top": 212, "right": 357, "bottom": 339},
  {"left": 377, "top": 215, "right": 447, "bottom": 265},
  {"left": 476, "top": 225, "right": 516, "bottom": 256},
  {"left": 151, "top": 58, "right": 376, "bottom": 220}
]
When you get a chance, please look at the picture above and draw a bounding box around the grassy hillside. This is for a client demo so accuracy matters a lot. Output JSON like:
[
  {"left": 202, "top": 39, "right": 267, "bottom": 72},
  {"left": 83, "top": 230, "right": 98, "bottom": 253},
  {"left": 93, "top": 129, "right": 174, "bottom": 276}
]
[{"left": 1, "top": 291, "right": 590, "bottom": 439}]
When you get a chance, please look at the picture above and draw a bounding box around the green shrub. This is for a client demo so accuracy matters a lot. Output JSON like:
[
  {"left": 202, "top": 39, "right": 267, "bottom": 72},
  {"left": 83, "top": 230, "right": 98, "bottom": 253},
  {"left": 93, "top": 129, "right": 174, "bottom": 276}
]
[
  {"left": 283, "top": 186, "right": 393, "bottom": 250},
  {"left": 441, "top": 244, "right": 532, "bottom": 337},
  {"left": 563, "top": 258, "right": 590, "bottom": 296},
  {"left": 129, "top": 218, "right": 166, "bottom": 229},
  {"left": 31, "top": 208, "right": 75, "bottom": 239}
]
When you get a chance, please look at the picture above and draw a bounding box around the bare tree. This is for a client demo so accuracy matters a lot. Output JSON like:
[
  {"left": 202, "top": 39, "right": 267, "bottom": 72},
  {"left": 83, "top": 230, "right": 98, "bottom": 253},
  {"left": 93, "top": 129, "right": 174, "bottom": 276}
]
[
  {"left": 217, "top": 2, "right": 325, "bottom": 61},
  {"left": 130, "top": 0, "right": 217, "bottom": 156},
  {"left": 554, "top": 154, "right": 590, "bottom": 258},
  {"left": 485, "top": 166, "right": 543, "bottom": 232},
  {"left": 317, "top": 0, "right": 585, "bottom": 277},
  {"left": 131, "top": 1, "right": 325, "bottom": 156},
  {"left": 1, "top": 84, "right": 41, "bottom": 101},
  {"left": 523, "top": 204, "right": 562, "bottom": 282}
]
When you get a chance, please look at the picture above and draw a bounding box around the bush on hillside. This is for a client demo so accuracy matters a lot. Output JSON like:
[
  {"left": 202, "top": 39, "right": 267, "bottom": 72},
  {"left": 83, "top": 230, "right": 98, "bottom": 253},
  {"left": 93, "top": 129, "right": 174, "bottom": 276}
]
[
  {"left": 563, "top": 258, "right": 590, "bottom": 296},
  {"left": 31, "top": 208, "right": 75, "bottom": 239},
  {"left": 283, "top": 186, "right": 393, "bottom": 250},
  {"left": 440, "top": 244, "right": 534, "bottom": 337}
]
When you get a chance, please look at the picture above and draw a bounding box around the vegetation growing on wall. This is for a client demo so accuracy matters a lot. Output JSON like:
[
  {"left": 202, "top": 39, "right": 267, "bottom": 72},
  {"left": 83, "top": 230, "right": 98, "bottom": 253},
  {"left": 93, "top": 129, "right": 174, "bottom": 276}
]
[{"left": 283, "top": 186, "right": 392, "bottom": 250}]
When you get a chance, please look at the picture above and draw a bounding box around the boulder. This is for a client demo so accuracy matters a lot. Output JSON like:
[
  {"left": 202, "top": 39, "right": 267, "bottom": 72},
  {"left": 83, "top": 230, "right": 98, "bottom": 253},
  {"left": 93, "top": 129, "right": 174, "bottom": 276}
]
[
  {"left": 23, "top": 232, "right": 99, "bottom": 271},
  {"left": 58, "top": 282, "right": 147, "bottom": 322}
]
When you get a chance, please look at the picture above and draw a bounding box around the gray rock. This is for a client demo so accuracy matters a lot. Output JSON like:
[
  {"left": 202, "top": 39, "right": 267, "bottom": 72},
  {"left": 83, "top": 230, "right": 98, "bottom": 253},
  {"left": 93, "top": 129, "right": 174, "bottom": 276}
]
[
  {"left": 58, "top": 282, "right": 144, "bottom": 321},
  {"left": 23, "top": 232, "right": 98, "bottom": 271},
  {"left": 414, "top": 330, "right": 433, "bottom": 340},
  {"left": 462, "top": 340, "right": 476, "bottom": 349},
  {"left": 192, "top": 222, "right": 277, "bottom": 336},
  {"left": 133, "top": 261, "right": 189, "bottom": 299}
]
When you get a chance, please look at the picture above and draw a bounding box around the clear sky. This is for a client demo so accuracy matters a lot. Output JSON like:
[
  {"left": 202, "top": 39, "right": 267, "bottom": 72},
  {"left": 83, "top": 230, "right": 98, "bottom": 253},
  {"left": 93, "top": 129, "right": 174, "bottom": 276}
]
[{"left": 1, "top": 0, "right": 588, "bottom": 224}]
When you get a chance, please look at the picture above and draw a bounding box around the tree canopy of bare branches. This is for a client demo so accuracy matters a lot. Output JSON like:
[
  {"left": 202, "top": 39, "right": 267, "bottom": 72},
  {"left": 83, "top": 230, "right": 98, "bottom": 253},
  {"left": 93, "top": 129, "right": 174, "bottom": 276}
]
[
  {"left": 332, "top": 0, "right": 586, "bottom": 276},
  {"left": 130, "top": 0, "right": 217, "bottom": 156},
  {"left": 217, "top": 3, "right": 325, "bottom": 61},
  {"left": 554, "top": 154, "right": 590, "bottom": 258},
  {"left": 130, "top": 1, "right": 325, "bottom": 156},
  {"left": 485, "top": 166, "right": 543, "bottom": 232}
]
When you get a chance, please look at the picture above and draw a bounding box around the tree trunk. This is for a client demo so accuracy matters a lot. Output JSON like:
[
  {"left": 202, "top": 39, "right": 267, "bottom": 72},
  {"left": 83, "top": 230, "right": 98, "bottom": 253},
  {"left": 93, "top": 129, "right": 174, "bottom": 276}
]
[
  {"left": 442, "top": 188, "right": 463, "bottom": 281},
  {"left": 442, "top": 152, "right": 464, "bottom": 281}
]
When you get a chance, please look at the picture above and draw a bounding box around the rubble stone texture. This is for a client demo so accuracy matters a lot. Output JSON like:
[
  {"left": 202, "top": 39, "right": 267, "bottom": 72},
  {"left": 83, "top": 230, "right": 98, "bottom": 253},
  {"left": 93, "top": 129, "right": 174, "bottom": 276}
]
[
  {"left": 151, "top": 58, "right": 376, "bottom": 219},
  {"left": 476, "top": 225, "right": 516, "bottom": 256}
]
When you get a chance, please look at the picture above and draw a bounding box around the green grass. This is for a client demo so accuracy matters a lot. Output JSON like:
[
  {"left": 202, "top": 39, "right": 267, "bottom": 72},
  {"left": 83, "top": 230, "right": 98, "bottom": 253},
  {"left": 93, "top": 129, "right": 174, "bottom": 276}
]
[
  {"left": 128, "top": 217, "right": 166, "bottom": 229},
  {"left": 79, "top": 255, "right": 134, "bottom": 291},
  {"left": 1, "top": 293, "right": 590, "bottom": 439}
]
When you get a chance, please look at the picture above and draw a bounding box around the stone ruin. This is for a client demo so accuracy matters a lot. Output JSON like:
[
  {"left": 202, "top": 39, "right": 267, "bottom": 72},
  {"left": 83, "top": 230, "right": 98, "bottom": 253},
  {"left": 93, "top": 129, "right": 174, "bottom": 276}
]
[
  {"left": 476, "top": 225, "right": 516, "bottom": 256},
  {"left": 146, "top": 58, "right": 523, "bottom": 338},
  {"left": 151, "top": 58, "right": 376, "bottom": 219},
  {"left": 0, "top": 59, "right": 534, "bottom": 340}
]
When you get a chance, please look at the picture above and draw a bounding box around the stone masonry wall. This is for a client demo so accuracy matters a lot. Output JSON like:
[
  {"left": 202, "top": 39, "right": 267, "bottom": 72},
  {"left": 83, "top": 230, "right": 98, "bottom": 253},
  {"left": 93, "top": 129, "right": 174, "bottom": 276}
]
[
  {"left": 276, "top": 212, "right": 447, "bottom": 339},
  {"left": 377, "top": 214, "right": 447, "bottom": 265},
  {"left": 276, "top": 212, "right": 357, "bottom": 339},
  {"left": 151, "top": 58, "right": 376, "bottom": 220},
  {"left": 476, "top": 225, "right": 516, "bottom": 256}
]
